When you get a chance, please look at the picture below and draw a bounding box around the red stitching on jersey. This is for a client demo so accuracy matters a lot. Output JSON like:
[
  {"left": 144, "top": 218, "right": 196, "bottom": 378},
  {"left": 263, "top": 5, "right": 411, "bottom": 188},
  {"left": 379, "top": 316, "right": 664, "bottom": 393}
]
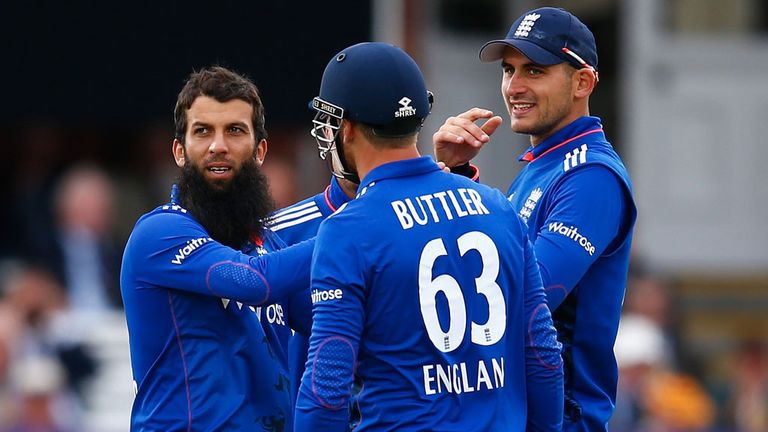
[
  {"left": 528, "top": 128, "right": 602, "bottom": 163},
  {"left": 311, "top": 335, "right": 355, "bottom": 409},
  {"left": 528, "top": 303, "right": 564, "bottom": 370},
  {"left": 545, "top": 284, "right": 569, "bottom": 301},
  {"left": 167, "top": 291, "right": 193, "bottom": 431}
]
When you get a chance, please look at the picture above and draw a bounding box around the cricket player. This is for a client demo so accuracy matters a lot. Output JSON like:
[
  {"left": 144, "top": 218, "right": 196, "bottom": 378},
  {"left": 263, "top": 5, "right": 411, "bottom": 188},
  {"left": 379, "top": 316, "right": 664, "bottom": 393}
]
[
  {"left": 433, "top": 7, "right": 638, "bottom": 431},
  {"left": 295, "top": 42, "right": 563, "bottom": 432},
  {"left": 121, "top": 66, "right": 311, "bottom": 431}
]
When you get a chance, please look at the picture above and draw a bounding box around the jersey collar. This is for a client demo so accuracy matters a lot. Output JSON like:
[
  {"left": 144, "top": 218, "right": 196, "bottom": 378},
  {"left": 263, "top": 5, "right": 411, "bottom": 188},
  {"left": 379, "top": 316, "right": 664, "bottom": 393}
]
[
  {"left": 360, "top": 156, "right": 440, "bottom": 188},
  {"left": 518, "top": 116, "right": 604, "bottom": 163}
]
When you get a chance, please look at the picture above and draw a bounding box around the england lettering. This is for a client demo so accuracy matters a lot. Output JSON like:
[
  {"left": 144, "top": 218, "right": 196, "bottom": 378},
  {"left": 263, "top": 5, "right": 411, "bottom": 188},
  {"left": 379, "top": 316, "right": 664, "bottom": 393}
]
[{"left": 422, "top": 356, "right": 505, "bottom": 395}]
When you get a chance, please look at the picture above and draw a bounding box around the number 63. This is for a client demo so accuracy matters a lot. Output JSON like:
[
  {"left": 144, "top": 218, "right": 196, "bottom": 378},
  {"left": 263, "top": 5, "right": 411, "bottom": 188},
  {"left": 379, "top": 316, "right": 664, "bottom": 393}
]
[{"left": 419, "top": 231, "right": 507, "bottom": 353}]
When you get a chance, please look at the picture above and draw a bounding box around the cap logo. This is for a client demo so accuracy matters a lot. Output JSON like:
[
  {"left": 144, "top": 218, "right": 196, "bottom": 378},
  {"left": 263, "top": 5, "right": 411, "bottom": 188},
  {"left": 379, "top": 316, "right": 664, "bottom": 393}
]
[
  {"left": 394, "top": 97, "right": 416, "bottom": 118},
  {"left": 513, "top": 13, "right": 541, "bottom": 38}
]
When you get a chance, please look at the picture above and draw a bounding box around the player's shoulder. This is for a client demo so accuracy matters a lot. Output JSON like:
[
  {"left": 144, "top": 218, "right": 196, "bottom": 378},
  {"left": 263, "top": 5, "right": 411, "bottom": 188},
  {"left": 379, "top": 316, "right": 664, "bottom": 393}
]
[
  {"left": 561, "top": 137, "right": 628, "bottom": 175},
  {"left": 267, "top": 193, "right": 325, "bottom": 233},
  {"left": 557, "top": 161, "right": 629, "bottom": 197},
  {"left": 322, "top": 199, "right": 356, "bottom": 223},
  {"left": 137, "top": 202, "right": 195, "bottom": 226},
  {"left": 128, "top": 203, "right": 203, "bottom": 245},
  {"left": 548, "top": 163, "right": 635, "bottom": 223},
  {"left": 448, "top": 173, "right": 515, "bottom": 210},
  {"left": 317, "top": 199, "right": 368, "bottom": 237},
  {"left": 270, "top": 194, "right": 320, "bottom": 220}
]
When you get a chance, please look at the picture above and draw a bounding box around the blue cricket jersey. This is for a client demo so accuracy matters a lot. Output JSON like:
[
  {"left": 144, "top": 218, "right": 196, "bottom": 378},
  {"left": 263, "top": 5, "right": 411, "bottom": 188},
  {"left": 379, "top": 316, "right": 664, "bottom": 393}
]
[
  {"left": 295, "top": 156, "right": 563, "bottom": 432},
  {"left": 267, "top": 176, "right": 352, "bottom": 407},
  {"left": 121, "top": 191, "right": 313, "bottom": 431},
  {"left": 508, "top": 116, "right": 637, "bottom": 431},
  {"left": 269, "top": 176, "right": 350, "bottom": 243}
]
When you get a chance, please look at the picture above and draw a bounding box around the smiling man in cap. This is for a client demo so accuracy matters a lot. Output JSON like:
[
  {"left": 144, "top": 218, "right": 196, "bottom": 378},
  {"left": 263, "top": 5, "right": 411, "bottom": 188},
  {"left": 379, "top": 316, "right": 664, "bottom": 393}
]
[{"left": 433, "top": 7, "right": 637, "bottom": 431}]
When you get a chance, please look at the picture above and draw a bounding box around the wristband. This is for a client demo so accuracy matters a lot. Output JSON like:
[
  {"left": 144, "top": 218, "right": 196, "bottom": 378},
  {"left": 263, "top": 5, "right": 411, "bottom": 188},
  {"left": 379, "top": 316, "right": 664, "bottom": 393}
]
[{"left": 451, "top": 163, "right": 479, "bottom": 180}]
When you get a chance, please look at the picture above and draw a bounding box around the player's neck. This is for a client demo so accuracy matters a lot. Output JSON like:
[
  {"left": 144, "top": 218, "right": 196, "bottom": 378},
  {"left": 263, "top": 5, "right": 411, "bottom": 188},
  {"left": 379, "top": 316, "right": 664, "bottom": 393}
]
[
  {"left": 530, "top": 108, "right": 590, "bottom": 147},
  {"left": 354, "top": 144, "right": 420, "bottom": 182}
]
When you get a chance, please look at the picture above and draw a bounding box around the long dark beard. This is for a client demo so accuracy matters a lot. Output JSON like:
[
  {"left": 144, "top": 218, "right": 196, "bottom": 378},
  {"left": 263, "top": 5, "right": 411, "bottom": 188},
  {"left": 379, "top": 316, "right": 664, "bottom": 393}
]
[{"left": 177, "top": 158, "right": 275, "bottom": 249}]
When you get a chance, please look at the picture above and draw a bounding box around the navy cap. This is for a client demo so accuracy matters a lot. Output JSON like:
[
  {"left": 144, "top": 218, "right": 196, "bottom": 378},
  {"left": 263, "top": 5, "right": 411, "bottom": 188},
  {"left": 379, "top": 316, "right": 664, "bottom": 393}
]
[
  {"left": 314, "top": 42, "right": 431, "bottom": 136},
  {"left": 479, "top": 7, "right": 598, "bottom": 71}
]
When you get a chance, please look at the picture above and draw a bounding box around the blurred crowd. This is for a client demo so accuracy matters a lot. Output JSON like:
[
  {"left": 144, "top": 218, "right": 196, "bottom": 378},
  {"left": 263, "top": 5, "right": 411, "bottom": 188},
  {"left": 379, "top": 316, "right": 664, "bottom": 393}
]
[
  {"left": 611, "top": 261, "right": 768, "bottom": 431},
  {"left": 0, "top": 129, "right": 766, "bottom": 431},
  {"left": 0, "top": 161, "right": 127, "bottom": 431}
]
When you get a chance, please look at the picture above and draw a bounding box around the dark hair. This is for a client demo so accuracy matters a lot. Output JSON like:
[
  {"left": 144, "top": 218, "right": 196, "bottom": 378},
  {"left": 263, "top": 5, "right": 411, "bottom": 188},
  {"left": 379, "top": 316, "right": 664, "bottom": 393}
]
[
  {"left": 357, "top": 122, "right": 418, "bottom": 149},
  {"left": 173, "top": 66, "right": 267, "bottom": 143}
]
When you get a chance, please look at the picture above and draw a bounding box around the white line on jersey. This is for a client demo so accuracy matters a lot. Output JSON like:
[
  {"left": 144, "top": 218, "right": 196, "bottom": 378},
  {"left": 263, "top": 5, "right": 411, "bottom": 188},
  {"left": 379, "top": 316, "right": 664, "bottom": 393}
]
[
  {"left": 270, "top": 212, "right": 323, "bottom": 232},
  {"left": 270, "top": 201, "right": 318, "bottom": 219},
  {"left": 269, "top": 202, "right": 321, "bottom": 226},
  {"left": 563, "top": 143, "right": 588, "bottom": 172}
]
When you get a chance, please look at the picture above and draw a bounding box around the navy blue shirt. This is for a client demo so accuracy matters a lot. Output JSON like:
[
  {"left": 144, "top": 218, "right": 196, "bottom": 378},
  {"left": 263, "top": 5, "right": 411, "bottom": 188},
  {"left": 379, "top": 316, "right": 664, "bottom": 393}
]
[
  {"left": 295, "top": 156, "right": 563, "bottom": 431},
  {"left": 121, "top": 191, "right": 313, "bottom": 431},
  {"left": 269, "top": 176, "right": 350, "bottom": 244},
  {"left": 508, "top": 116, "right": 637, "bottom": 431}
]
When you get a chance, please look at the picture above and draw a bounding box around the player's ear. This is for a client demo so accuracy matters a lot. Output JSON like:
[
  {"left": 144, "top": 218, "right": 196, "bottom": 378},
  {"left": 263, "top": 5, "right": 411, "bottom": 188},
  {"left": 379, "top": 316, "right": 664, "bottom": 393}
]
[
  {"left": 254, "top": 138, "right": 268, "bottom": 166},
  {"left": 341, "top": 119, "right": 357, "bottom": 144},
  {"left": 574, "top": 68, "right": 597, "bottom": 98},
  {"left": 172, "top": 139, "right": 185, "bottom": 167}
]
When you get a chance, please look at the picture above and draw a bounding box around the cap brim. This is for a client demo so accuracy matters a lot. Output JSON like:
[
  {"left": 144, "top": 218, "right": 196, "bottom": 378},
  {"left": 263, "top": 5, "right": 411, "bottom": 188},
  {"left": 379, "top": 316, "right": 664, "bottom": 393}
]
[{"left": 479, "top": 39, "right": 564, "bottom": 65}]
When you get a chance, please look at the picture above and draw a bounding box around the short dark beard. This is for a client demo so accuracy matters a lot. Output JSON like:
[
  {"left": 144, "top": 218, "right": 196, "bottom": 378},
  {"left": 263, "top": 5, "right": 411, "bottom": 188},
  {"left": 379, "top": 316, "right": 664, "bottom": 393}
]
[{"left": 177, "top": 158, "right": 275, "bottom": 249}]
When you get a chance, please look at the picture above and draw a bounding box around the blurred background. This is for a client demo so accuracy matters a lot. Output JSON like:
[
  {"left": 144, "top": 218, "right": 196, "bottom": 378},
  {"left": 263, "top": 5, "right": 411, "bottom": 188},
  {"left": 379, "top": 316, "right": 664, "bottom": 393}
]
[{"left": 0, "top": 0, "right": 766, "bottom": 430}]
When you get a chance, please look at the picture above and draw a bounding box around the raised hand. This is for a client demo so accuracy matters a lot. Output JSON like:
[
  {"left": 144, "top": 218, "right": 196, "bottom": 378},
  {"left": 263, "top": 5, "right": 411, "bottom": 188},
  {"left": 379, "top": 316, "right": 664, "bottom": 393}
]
[{"left": 432, "top": 108, "right": 503, "bottom": 168}]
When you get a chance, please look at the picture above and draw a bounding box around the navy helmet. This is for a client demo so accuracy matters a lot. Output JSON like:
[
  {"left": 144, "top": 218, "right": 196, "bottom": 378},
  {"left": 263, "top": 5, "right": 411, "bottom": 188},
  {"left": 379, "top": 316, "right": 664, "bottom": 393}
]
[{"left": 311, "top": 42, "right": 432, "bottom": 182}]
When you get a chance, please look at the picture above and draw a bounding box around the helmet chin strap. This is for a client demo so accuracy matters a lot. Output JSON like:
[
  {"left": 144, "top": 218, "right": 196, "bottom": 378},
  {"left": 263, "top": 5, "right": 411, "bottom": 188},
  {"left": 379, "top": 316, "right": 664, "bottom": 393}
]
[{"left": 329, "top": 128, "right": 360, "bottom": 184}]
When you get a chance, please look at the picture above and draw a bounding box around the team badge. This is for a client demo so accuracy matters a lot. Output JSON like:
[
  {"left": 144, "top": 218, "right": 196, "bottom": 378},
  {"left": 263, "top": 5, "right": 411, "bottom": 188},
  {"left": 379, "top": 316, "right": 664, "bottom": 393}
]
[{"left": 519, "top": 187, "right": 543, "bottom": 223}]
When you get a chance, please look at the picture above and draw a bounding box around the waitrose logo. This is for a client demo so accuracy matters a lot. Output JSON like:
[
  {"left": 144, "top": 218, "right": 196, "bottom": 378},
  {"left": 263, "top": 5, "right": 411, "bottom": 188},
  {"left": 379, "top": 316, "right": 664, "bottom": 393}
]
[
  {"left": 548, "top": 222, "right": 596, "bottom": 256},
  {"left": 171, "top": 237, "right": 213, "bottom": 264}
]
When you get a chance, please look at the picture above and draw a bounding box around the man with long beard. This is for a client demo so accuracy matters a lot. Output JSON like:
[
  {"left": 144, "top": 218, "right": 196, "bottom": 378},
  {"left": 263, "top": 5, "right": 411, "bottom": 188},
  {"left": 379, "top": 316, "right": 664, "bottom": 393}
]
[{"left": 121, "top": 66, "right": 312, "bottom": 431}]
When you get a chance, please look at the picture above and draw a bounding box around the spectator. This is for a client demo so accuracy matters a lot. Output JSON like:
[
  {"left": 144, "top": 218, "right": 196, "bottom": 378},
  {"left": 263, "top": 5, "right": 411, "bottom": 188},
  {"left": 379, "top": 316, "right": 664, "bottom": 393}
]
[
  {"left": 725, "top": 339, "right": 768, "bottom": 431},
  {"left": 0, "top": 262, "right": 84, "bottom": 431},
  {"left": 612, "top": 313, "right": 716, "bottom": 431},
  {"left": 35, "top": 165, "right": 123, "bottom": 311}
]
